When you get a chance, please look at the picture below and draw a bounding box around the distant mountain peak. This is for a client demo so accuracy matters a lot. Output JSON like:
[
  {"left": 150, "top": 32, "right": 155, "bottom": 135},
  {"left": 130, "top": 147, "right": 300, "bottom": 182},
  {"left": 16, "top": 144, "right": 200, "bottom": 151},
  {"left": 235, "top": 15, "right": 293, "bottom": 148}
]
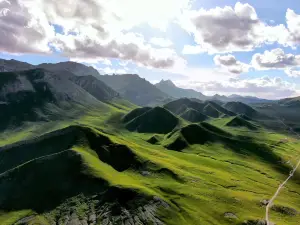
[{"left": 158, "top": 79, "right": 176, "bottom": 87}]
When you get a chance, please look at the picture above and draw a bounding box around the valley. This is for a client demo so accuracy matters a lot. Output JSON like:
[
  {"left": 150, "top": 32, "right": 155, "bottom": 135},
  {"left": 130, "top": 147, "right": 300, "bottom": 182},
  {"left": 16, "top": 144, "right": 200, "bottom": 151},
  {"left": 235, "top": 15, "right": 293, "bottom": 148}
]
[{"left": 0, "top": 60, "right": 300, "bottom": 225}]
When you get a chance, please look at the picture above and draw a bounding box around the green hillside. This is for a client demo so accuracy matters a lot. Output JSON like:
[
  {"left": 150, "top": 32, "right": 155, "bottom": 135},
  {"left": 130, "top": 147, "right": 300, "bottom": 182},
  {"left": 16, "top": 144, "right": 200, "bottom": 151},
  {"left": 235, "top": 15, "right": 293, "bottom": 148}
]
[
  {"left": 224, "top": 102, "right": 258, "bottom": 118},
  {"left": 180, "top": 108, "right": 208, "bottom": 123},
  {"left": 226, "top": 116, "right": 259, "bottom": 130},
  {"left": 1, "top": 92, "right": 300, "bottom": 225},
  {"left": 124, "top": 107, "right": 179, "bottom": 134}
]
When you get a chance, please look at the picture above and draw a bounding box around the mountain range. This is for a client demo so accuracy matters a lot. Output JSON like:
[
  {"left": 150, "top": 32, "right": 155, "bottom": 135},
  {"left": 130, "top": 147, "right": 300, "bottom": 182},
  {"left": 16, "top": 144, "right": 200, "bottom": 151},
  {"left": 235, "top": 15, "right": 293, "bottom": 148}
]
[
  {"left": 1, "top": 58, "right": 300, "bottom": 225},
  {"left": 0, "top": 59, "right": 275, "bottom": 106}
]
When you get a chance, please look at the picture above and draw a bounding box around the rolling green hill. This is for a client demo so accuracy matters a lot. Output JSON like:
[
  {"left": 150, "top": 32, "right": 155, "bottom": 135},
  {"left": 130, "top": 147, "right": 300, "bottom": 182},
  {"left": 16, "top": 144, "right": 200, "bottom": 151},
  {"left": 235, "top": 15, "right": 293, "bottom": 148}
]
[
  {"left": 180, "top": 108, "right": 208, "bottom": 123},
  {"left": 124, "top": 107, "right": 179, "bottom": 134},
  {"left": 224, "top": 102, "right": 258, "bottom": 118},
  {"left": 164, "top": 98, "right": 236, "bottom": 120},
  {"left": 2, "top": 107, "right": 299, "bottom": 225},
  {"left": 1, "top": 71, "right": 300, "bottom": 225},
  {"left": 225, "top": 116, "right": 259, "bottom": 130}
]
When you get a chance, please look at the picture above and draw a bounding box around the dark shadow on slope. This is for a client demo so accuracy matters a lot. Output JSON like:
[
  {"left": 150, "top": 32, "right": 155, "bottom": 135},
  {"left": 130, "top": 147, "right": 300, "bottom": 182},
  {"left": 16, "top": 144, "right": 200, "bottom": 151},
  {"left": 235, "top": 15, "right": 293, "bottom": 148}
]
[
  {"left": 180, "top": 108, "right": 208, "bottom": 123},
  {"left": 239, "top": 114, "right": 252, "bottom": 121},
  {"left": 122, "top": 107, "right": 152, "bottom": 123},
  {"left": 203, "top": 104, "right": 221, "bottom": 118},
  {"left": 205, "top": 101, "right": 236, "bottom": 117},
  {"left": 223, "top": 101, "right": 257, "bottom": 118},
  {"left": 165, "top": 124, "right": 290, "bottom": 173},
  {"left": 164, "top": 98, "right": 205, "bottom": 115},
  {"left": 0, "top": 150, "right": 108, "bottom": 212},
  {"left": 147, "top": 135, "right": 161, "bottom": 145},
  {"left": 165, "top": 136, "right": 188, "bottom": 152},
  {"left": 125, "top": 107, "right": 179, "bottom": 134},
  {"left": 226, "top": 116, "right": 259, "bottom": 130},
  {"left": 0, "top": 150, "right": 160, "bottom": 219},
  {"left": 0, "top": 125, "right": 141, "bottom": 174},
  {"left": 200, "top": 122, "right": 233, "bottom": 137}
]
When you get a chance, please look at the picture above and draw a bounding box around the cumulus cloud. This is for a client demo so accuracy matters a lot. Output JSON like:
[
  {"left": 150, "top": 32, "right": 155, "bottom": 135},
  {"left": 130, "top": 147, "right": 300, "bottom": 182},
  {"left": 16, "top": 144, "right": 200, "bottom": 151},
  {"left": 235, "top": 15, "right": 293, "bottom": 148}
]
[
  {"left": 286, "top": 9, "right": 300, "bottom": 45},
  {"left": 178, "top": 76, "right": 298, "bottom": 99},
  {"left": 106, "top": 0, "right": 191, "bottom": 30},
  {"left": 52, "top": 32, "right": 182, "bottom": 69},
  {"left": 0, "top": 0, "right": 186, "bottom": 69},
  {"left": 285, "top": 67, "right": 300, "bottom": 77},
  {"left": 0, "top": 0, "right": 54, "bottom": 53},
  {"left": 180, "top": 2, "right": 289, "bottom": 53},
  {"left": 252, "top": 48, "right": 300, "bottom": 70},
  {"left": 97, "top": 67, "right": 128, "bottom": 75},
  {"left": 214, "top": 54, "right": 249, "bottom": 74},
  {"left": 150, "top": 38, "right": 173, "bottom": 47}
]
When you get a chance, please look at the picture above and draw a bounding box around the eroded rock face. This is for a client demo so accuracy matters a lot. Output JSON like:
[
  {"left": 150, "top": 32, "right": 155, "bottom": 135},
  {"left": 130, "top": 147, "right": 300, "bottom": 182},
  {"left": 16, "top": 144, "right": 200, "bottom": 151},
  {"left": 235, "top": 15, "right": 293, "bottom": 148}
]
[
  {"left": 259, "top": 199, "right": 269, "bottom": 207},
  {"left": 14, "top": 196, "right": 168, "bottom": 225},
  {"left": 271, "top": 205, "right": 298, "bottom": 216},
  {"left": 224, "top": 212, "right": 237, "bottom": 219}
]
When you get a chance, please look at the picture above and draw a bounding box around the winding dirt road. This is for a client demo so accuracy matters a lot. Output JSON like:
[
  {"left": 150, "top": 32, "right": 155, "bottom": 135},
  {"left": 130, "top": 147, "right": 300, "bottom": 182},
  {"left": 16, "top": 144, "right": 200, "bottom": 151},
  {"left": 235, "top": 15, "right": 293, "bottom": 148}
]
[
  {"left": 266, "top": 159, "right": 300, "bottom": 225},
  {"left": 265, "top": 113, "right": 300, "bottom": 225}
]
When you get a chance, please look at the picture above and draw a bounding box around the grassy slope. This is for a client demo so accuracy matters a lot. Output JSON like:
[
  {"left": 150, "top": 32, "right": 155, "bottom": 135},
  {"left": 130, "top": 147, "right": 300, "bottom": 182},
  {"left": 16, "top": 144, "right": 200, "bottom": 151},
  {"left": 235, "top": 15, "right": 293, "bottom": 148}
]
[{"left": 1, "top": 105, "right": 300, "bottom": 225}]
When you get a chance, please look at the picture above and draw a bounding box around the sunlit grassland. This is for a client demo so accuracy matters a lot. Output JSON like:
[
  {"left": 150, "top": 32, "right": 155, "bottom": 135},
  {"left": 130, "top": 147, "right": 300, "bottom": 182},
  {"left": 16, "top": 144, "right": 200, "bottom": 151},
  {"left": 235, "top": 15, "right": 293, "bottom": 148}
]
[{"left": 1, "top": 106, "right": 300, "bottom": 224}]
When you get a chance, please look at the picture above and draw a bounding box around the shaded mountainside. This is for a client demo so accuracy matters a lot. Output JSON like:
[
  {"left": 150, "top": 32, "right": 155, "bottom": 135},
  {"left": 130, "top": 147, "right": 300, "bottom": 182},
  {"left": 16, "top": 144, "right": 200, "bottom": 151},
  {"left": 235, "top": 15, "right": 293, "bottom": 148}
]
[
  {"left": 124, "top": 107, "right": 179, "bottom": 134},
  {"left": 155, "top": 79, "right": 207, "bottom": 100},
  {"left": 279, "top": 96, "right": 300, "bottom": 107},
  {"left": 0, "top": 59, "right": 100, "bottom": 78},
  {"left": 212, "top": 94, "right": 272, "bottom": 104},
  {"left": 70, "top": 75, "right": 120, "bottom": 102},
  {"left": 122, "top": 107, "right": 152, "bottom": 123},
  {"left": 223, "top": 101, "right": 258, "bottom": 118},
  {"left": 155, "top": 79, "right": 270, "bottom": 104},
  {"left": 164, "top": 123, "right": 233, "bottom": 151},
  {"left": 98, "top": 74, "right": 171, "bottom": 106},
  {"left": 252, "top": 102, "right": 300, "bottom": 133},
  {"left": 164, "top": 98, "right": 236, "bottom": 118},
  {"left": 206, "top": 101, "right": 236, "bottom": 117},
  {"left": 37, "top": 61, "right": 100, "bottom": 77},
  {"left": 0, "top": 59, "right": 34, "bottom": 72},
  {"left": 203, "top": 103, "right": 222, "bottom": 118},
  {"left": 0, "top": 125, "right": 169, "bottom": 224},
  {"left": 163, "top": 123, "right": 282, "bottom": 169},
  {"left": 225, "top": 116, "right": 259, "bottom": 130},
  {"left": 164, "top": 98, "right": 206, "bottom": 115},
  {"left": 180, "top": 108, "right": 208, "bottom": 123},
  {"left": 0, "top": 69, "right": 123, "bottom": 130}
]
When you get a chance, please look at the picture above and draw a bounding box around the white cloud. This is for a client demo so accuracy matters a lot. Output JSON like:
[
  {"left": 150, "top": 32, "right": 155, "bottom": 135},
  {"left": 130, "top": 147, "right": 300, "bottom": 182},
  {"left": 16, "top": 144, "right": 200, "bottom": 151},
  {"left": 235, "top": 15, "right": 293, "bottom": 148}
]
[
  {"left": 286, "top": 9, "right": 300, "bottom": 45},
  {"left": 52, "top": 32, "right": 183, "bottom": 69},
  {"left": 285, "top": 67, "right": 300, "bottom": 77},
  {"left": 105, "top": 0, "right": 191, "bottom": 30},
  {"left": 150, "top": 37, "right": 173, "bottom": 47},
  {"left": 178, "top": 76, "right": 298, "bottom": 99},
  {"left": 97, "top": 66, "right": 128, "bottom": 75},
  {"left": 214, "top": 54, "right": 249, "bottom": 74},
  {"left": 0, "top": 0, "right": 187, "bottom": 70},
  {"left": 252, "top": 48, "right": 300, "bottom": 70},
  {"left": 0, "top": 0, "right": 54, "bottom": 54},
  {"left": 179, "top": 2, "right": 290, "bottom": 53}
]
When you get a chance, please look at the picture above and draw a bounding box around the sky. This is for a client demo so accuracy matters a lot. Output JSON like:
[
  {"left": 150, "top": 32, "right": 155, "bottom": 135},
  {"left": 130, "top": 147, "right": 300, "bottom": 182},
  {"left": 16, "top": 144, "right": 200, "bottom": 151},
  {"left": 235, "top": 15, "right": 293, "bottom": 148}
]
[{"left": 1, "top": 0, "right": 300, "bottom": 99}]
